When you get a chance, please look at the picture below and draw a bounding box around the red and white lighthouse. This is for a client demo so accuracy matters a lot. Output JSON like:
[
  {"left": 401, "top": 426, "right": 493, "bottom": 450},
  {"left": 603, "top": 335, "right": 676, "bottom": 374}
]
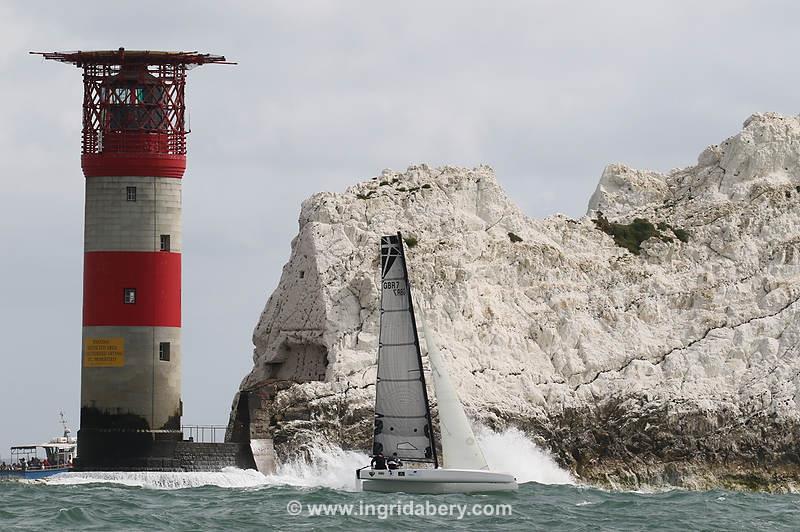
[{"left": 35, "top": 49, "right": 229, "bottom": 467}]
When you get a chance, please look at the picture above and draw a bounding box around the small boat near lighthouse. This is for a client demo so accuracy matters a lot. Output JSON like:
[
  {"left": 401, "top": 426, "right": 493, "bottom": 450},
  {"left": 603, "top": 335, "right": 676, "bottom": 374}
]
[
  {"left": 0, "top": 413, "right": 77, "bottom": 480},
  {"left": 356, "top": 233, "right": 517, "bottom": 494}
]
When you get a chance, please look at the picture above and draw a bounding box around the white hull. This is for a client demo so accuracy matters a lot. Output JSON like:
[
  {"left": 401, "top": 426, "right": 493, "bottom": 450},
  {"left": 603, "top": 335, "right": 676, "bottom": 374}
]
[{"left": 357, "top": 468, "right": 518, "bottom": 494}]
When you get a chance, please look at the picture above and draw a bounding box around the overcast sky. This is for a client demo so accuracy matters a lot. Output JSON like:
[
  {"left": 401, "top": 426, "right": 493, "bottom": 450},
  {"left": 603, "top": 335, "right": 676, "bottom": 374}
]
[{"left": 1, "top": 1, "right": 798, "bottom": 453}]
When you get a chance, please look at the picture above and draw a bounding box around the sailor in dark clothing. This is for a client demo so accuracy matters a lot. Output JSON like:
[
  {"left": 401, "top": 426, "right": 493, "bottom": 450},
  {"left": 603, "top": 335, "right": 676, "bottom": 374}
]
[
  {"left": 387, "top": 452, "right": 403, "bottom": 470},
  {"left": 371, "top": 453, "right": 387, "bottom": 470}
]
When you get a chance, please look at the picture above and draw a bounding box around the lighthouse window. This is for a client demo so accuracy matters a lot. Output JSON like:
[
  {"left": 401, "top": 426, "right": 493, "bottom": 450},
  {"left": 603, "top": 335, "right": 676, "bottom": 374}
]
[
  {"left": 113, "top": 87, "right": 131, "bottom": 103},
  {"left": 123, "top": 288, "right": 136, "bottom": 304},
  {"left": 126, "top": 186, "right": 137, "bottom": 201},
  {"left": 160, "top": 234, "right": 170, "bottom": 251},
  {"left": 159, "top": 342, "right": 171, "bottom": 362}
]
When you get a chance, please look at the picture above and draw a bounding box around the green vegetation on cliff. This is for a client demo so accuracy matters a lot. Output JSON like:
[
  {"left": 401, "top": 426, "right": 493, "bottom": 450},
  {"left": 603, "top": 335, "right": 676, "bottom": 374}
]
[{"left": 593, "top": 215, "right": 689, "bottom": 255}]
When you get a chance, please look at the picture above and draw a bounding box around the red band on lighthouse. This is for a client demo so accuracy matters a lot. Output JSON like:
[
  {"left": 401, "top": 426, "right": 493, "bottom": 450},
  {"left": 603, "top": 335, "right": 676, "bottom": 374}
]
[
  {"left": 82, "top": 153, "right": 187, "bottom": 178},
  {"left": 83, "top": 251, "right": 181, "bottom": 327}
]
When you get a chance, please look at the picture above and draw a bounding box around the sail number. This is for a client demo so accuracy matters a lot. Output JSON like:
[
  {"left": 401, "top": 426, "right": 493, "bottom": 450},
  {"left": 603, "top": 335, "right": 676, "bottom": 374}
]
[{"left": 383, "top": 280, "right": 406, "bottom": 296}]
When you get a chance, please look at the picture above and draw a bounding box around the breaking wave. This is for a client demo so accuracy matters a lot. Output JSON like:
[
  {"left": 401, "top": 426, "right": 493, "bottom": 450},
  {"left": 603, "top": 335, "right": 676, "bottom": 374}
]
[
  {"left": 44, "top": 444, "right": 369, "bottom": 491},
  {"left": 45, "top": 468, "right": 270, "bottom": 490},
  {"left": 268, "top": 443, "right": 369, "bottom": 492},
  {"left": 44, "top": 428, "right": 570, "bottom": 490},
  {"left": 477, "top": 426, "right": 575, "bottom": 485}
]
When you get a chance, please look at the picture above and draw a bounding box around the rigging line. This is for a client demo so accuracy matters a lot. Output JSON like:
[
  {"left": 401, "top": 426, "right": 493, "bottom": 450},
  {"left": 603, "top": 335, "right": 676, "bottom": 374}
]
[{"left": 397, "top": 231, "right": 439, "bottom": 469}]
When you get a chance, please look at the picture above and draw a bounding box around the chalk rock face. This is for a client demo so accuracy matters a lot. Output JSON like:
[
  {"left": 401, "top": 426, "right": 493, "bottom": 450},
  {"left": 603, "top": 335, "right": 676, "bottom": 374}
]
[
  {"left": 587, "top": 164, "right": 670, "bottom": 218},
  {"left": 229, "top": 113, "right": 800, "bottom": 491}
]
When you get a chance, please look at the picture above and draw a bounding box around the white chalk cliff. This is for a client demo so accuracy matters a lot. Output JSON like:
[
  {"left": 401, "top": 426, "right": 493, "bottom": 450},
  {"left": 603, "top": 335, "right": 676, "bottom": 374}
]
[{"left": 228, "top": 113, "right": 800, "bottom": 491}]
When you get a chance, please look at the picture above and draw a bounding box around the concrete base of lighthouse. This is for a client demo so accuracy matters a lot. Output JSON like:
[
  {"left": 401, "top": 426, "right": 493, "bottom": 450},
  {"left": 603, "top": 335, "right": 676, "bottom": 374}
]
[{"left": 75, "top": 428, "right": 256, "bottom": 472}]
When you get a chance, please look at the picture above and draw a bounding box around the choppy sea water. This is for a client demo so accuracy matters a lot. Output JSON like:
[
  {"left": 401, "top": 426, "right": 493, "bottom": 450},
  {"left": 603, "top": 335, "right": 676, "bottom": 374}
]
[{"left": 1, "top": 429, "right": 798, "bottom": 531}]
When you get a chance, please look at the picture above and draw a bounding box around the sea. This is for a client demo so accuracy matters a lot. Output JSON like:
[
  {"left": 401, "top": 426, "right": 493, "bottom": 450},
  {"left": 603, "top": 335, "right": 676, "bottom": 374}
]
[{"left": 0, "top": 429, "right": 797, "bottom": 531}]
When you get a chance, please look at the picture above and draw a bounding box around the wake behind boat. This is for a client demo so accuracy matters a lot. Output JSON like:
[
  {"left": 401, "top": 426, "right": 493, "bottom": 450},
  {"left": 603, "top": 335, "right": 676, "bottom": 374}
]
[{"left": 356, "top": 233, "right": 517, "bottom": 494}]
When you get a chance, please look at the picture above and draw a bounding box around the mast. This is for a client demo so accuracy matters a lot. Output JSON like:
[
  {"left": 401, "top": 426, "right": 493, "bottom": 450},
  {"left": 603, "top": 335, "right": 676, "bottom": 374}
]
[
  {"left": 397, "top": 231, "right": 439, "bottom": 469},
  {"left": 59, "top": 411, "right": 71, "bottom": 438}
]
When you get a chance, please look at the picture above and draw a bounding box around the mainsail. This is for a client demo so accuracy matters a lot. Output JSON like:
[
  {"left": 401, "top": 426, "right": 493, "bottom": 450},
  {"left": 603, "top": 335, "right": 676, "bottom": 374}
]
[
  {"left": 372, "top": 233, "right": 438, "bottom": 465},
  {"left": 421, "top": 316, "right": 489, "bottom": 471}
]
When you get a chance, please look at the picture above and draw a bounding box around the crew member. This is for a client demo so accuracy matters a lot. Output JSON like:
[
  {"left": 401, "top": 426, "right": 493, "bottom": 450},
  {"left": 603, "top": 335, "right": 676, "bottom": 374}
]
[{"left": 371, "top": 452, "right": 387, "bottom": 470}]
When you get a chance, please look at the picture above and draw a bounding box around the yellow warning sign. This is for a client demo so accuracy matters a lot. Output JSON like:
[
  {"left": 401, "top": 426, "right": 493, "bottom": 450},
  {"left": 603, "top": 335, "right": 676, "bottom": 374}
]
[{"left": 84, "top": 338, "right": 125, "bottom": 367}]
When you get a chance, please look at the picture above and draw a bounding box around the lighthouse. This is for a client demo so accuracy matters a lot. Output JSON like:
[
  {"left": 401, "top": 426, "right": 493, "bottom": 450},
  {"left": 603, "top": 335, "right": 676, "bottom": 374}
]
[{"left": 35, "top": 49, "right": 229, "bottom": 468}]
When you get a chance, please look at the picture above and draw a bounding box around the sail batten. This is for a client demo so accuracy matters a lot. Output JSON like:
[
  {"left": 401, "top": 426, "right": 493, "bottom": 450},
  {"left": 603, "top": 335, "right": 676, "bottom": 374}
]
[{"left": 372, "top": 233, "right": 438, "bottom": 466}]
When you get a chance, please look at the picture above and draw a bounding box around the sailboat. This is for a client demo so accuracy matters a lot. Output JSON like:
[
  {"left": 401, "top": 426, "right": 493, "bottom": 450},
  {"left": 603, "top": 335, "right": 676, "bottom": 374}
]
[{"left": 356, "top": 233, "right": 518, "bottom": 493}]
